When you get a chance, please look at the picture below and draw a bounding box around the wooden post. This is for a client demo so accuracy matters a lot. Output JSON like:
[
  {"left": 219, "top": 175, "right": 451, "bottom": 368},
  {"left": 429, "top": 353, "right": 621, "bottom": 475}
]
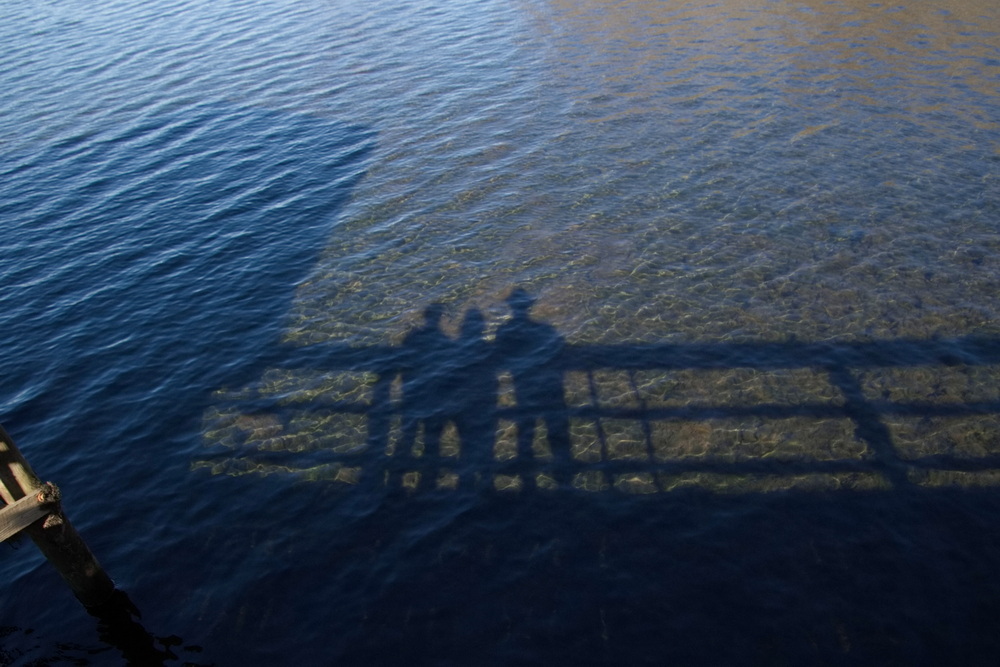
[{"left": 0, "top": 424, "right": 116, "bottom": 609}]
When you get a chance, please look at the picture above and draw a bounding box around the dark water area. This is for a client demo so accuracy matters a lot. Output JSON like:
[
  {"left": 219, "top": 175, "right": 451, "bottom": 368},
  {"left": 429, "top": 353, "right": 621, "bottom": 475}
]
[
  {"left": 3, "top": 0, "right": 1000, "bottom": 664},
  {"left": 325, "top": 489, "right": 1000, "bottom": 666},
  {"left": 2, "top": 104, "right": 372, "bottom": 433},
  {"left": 0, "top": 102, "right": 375, "bottom": 662},
  {"left": 13, "top": 485, "right": 1000, "bottom": 665}
]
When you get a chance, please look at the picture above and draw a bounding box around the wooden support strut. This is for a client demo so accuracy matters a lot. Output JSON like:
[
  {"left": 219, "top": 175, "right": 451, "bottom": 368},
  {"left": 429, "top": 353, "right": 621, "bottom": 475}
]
[
  {"left": 0, "top": 487, "right": 50, "bottom": 543},
  {"left": 0, "top": 425, "right": 116, "bottom": 609}
]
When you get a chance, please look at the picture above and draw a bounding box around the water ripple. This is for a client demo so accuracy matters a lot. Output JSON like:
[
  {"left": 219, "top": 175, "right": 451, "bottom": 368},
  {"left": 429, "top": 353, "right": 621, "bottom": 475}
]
[{"left": 2, "top": 0, "right": 1000, "bottom": 661}]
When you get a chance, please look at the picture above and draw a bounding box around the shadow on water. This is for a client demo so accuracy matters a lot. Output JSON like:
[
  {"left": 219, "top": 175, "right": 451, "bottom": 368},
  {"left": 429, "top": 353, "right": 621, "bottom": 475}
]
[
  {"left": 193, "top": 289, "right": 1000, "bottom": 663},
  {"left": 212, "top": 288, "right": 1000, "bottom": 496},
  {"left": 0, "top": 588, "right": 208, "bottom": 666},
  {"left": 88, "top": 591, "right": 208, "bottom": 666},
  {"left": 317, "top": 477, "right": 1000, "bottom": 666}
]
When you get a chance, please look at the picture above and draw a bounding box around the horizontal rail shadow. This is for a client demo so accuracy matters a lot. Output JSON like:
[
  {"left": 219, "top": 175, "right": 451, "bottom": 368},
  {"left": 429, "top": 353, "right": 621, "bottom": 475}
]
[
  {"left": 199, "top": 334, "right": 1000, "bottom": 492},
  {"left": 287, "top": 334, "right": 1000, "bottom": 373}
]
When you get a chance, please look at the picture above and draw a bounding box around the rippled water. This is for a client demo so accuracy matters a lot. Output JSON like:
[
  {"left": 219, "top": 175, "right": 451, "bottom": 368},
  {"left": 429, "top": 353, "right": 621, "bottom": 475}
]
[{"left": 2, "top": 0, "right": 1000, "bottom": 664}]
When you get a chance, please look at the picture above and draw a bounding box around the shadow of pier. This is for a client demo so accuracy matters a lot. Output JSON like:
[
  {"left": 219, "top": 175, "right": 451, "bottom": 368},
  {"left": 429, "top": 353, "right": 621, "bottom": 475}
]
[
  {"left": 192, "top": 306, "right": 1000, "bottom": 663},
  {"left": 200, "top": 303, "right": 1000, "bottom": 494}
]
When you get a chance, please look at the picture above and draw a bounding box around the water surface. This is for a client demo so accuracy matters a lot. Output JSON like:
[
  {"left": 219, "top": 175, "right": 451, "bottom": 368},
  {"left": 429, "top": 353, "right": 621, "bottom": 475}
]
[{"left": 2, "top": 0, "right": 1000, "bottom": 663}]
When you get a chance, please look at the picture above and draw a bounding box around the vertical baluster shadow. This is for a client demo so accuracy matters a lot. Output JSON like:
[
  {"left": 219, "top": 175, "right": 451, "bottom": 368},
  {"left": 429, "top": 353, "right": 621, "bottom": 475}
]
[{"left": 825, "top": 362, "right": 911, "bottom": 488}]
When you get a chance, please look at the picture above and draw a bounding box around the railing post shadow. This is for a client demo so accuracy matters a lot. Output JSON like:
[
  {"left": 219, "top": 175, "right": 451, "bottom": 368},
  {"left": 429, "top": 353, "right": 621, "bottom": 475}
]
[{"left": 824, "top": 363, "right": 911, "bottom": 488}]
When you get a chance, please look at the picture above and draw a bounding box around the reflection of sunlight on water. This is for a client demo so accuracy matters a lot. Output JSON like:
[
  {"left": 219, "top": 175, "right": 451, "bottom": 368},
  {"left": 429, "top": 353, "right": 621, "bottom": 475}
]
[
  {"left": 276, "top": 0, "right": 999, "bottom": 352},
  {"left": 199, "top": 0, "right": 1000, "bottom": 494}
]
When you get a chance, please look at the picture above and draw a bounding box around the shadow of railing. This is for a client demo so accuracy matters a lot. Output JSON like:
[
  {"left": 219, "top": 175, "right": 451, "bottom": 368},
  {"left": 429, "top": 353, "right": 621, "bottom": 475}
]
[{"left": 199, "top": 320, "right": 1000, "bottom": 494}]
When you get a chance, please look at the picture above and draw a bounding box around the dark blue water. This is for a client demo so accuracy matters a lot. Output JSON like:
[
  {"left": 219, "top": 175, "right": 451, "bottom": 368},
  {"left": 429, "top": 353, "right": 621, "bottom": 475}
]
[
  {"left": 0, "top": 103, "right": 374, "bottom": 662},
  {"left": 3, "top": 0, "right": 1000, "bottom": 664}
]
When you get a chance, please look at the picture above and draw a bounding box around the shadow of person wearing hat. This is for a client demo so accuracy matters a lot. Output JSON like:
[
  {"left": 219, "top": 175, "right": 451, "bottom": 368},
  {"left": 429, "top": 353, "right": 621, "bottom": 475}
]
[{"left": 495, "top": 288, "right": 572, "bottom": 487}]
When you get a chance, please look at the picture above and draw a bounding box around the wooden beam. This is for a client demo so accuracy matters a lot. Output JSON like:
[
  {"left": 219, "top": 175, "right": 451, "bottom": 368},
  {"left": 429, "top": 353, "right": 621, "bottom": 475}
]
[
  {"left": 0, "top": 424, "right": 41, "bottom": 503},
  {"left": 0, "top": 492, "right": 49, "bottom": 543},
  {"left": 0, "top": 426, "right": 116, "bottom": 609}
]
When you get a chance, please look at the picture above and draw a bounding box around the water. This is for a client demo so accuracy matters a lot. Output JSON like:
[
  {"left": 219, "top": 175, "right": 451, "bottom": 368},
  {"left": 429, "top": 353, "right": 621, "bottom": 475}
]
[{"left": 1, "top": 0, "right": 999, "bottom": 663}]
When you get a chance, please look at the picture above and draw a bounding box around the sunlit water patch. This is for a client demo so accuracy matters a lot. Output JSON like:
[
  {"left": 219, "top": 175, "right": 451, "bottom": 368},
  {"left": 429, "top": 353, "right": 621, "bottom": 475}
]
[
  {"left": 283, "top": 0, "right": 1000, "bottom": 347},
  {"left": 203, "top": 0, "right": 1000, "bottom": 491}
]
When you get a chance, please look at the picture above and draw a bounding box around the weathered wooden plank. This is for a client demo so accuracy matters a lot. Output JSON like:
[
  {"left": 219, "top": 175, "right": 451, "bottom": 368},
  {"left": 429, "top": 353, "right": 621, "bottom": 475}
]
[
  {"left": 0, "top": 424, "right": 42, "bottom": 501},
  {"left": 0, "top": 492, "right": 48, "bottom": 543}
]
